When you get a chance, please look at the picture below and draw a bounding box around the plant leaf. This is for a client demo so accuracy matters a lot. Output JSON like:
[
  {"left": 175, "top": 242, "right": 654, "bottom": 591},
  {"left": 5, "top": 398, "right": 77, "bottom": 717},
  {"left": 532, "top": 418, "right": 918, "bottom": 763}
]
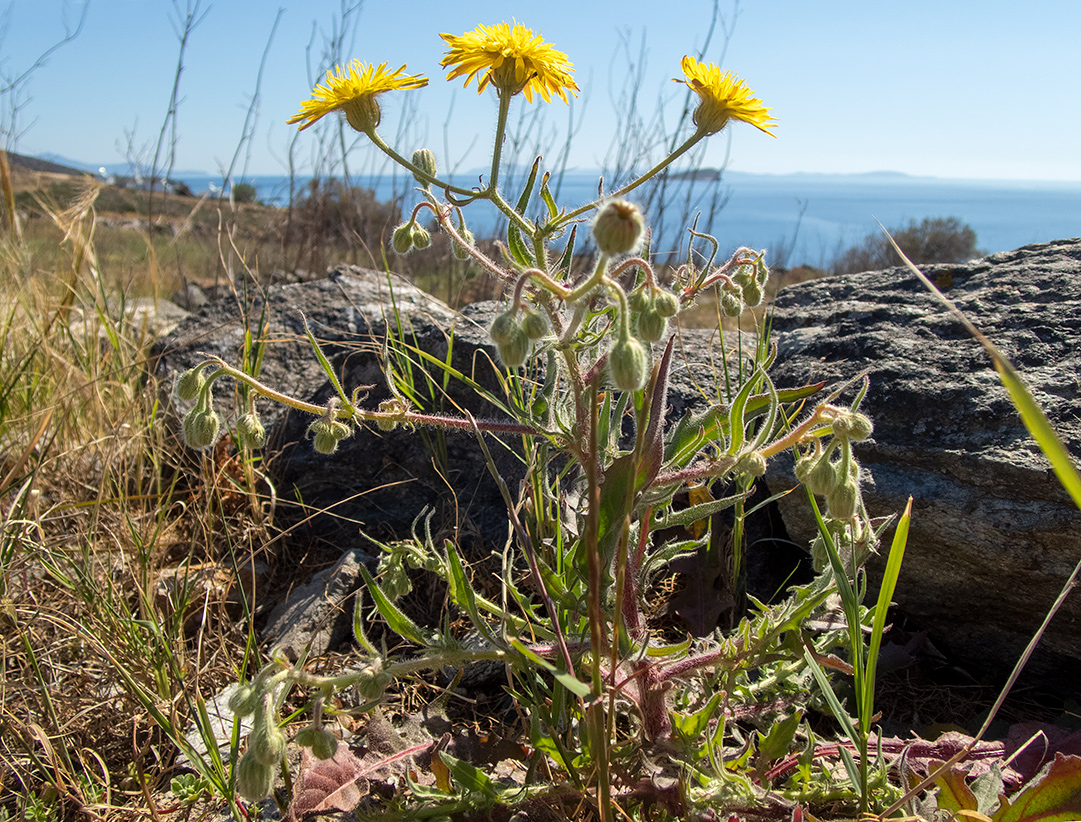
[{"left": 993, "top": 754, "right": 1081, "bottom": 822}]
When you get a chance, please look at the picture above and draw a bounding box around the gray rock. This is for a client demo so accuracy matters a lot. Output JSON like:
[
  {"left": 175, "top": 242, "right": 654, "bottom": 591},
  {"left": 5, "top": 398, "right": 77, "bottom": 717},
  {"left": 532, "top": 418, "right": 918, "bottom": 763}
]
[
  {"left": 262, "top": 547, "right": 376, "bottom": 660},
  {"left": 765, "top": 238, "right": 1081, "bottom": 683}
]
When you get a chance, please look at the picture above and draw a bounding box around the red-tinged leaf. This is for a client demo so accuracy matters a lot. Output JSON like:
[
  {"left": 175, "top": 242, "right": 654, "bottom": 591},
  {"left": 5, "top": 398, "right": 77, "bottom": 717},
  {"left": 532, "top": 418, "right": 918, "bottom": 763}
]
[
  {"left": 288, "top": 745, "right": 368, "bottom": 822},
  {"left": 935, "top": 761, "right": 979, "bottom": 814},
  {"left": 993, "top": 753, "right": 1081, "bottom": 822}
]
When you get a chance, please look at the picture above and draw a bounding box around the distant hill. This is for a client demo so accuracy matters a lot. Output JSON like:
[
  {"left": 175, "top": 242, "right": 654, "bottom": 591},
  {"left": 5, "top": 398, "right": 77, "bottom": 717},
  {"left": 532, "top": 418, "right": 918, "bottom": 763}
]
[{"left": 4, "top": 151, "right": 89, "bottom": 177}]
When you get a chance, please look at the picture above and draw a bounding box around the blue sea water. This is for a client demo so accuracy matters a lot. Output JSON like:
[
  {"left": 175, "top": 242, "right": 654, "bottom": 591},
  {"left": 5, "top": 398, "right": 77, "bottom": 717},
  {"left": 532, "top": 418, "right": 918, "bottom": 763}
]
[{"left": 179, "top": 170, "right": 1081, "bottom": 269}]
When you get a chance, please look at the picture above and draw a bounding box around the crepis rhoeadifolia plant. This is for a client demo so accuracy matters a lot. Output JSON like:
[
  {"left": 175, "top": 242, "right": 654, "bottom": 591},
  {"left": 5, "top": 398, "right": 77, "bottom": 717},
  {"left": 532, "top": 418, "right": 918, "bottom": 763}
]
[{"left": 175, "top": 21, "right": 891, "bottom": 820}]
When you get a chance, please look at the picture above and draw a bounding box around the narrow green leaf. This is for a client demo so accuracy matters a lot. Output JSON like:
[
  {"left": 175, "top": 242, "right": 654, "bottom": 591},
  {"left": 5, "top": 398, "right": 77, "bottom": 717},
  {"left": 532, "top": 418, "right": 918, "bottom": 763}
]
[
  {"left": 509, "top": 639, "right": 592, "bottom": 698},
  {"left": 862, "top": 497, "right": 912, "bottom": 726},
  {"left": 803, "top": 646, "right": 858, "bottom": 743},
  {"left": 539, "top": 172, "right": 559, "bottom": 220},
  {"left": 302, "top": 315, "right": 351, "bottom": 409},
  {"left": 358, "top": 564, "right": 431, "bottom": 646},
  {"left": 440, "top": 751, "right": 496, "bottom": 796},
  {"left": 515, "top": 157, "right": 541, "bottom": 213}
]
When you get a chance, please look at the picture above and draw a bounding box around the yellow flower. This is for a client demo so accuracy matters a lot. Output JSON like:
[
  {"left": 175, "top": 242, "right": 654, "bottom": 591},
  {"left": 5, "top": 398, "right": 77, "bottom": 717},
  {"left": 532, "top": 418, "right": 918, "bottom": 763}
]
[
  {"left": 287, "top": 60, "right": 428, "bottom": 133},
  {"left": 440, "top": 22, "right": 579, "bottom": 103},
  {"left": 675, "top": 56, "right": 776, "bottom": 137}
]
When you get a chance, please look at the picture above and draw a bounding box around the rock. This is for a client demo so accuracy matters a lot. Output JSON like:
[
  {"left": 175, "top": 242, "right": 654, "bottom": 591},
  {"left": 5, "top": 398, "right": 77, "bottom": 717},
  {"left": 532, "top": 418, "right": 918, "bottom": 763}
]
[
  {"left": 262, "top": 548, "right": 376, "bottom": 660},
  {"left": 765, "top": 238, "right": 1081, "bottom": 684}
]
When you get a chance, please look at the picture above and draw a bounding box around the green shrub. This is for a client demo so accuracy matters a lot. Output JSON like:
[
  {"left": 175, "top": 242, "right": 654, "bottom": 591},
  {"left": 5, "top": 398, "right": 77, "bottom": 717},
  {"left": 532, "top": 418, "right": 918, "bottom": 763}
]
[{"left": 832, "top": 216, "right": 980, "bottom": 275}]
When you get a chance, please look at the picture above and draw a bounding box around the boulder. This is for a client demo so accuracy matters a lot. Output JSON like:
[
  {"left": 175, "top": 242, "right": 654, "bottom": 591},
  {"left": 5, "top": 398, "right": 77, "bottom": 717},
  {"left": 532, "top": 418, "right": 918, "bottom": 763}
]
[{"left": 765, "top": 238, "right": 1081, "bottom": 684}]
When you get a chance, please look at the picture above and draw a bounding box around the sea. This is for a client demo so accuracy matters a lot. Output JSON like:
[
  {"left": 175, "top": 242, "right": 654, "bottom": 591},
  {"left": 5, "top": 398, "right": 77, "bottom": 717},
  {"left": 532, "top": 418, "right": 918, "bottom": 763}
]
[{"left": 177, "top": 169, "right": 1081, "bottom": 269}]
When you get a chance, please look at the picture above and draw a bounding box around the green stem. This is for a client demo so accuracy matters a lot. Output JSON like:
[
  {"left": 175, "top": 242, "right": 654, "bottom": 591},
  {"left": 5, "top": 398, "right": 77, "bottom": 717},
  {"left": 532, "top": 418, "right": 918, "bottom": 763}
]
[
  {"left": 555, "top": 131, "right": 705, "bottom": 227},
  {"left": 363, "top": 128, "right": 478, "bottom": 198}
]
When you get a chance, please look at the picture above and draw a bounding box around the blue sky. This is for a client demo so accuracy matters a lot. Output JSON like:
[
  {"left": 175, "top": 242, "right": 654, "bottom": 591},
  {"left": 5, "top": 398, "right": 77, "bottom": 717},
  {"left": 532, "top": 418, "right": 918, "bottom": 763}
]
[{"left": 3, "top": 0, "right": 1080, "bottom": 182}]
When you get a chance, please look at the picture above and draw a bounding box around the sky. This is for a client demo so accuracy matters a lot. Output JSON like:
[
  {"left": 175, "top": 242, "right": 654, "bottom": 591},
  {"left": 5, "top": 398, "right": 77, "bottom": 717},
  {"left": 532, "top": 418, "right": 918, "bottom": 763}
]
[{"left": 2, "top": 0, "right": 1080, "bottom": 183}]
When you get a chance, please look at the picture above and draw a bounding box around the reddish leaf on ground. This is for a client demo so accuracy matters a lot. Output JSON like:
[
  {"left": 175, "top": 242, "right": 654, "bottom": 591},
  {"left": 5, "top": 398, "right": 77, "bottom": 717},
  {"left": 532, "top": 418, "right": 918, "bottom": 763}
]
[
  {"left": 287, "top": 745, "right": 368, "bottom": 822},
  {"left": 993, "top": 753, "right": 1081, "bottom": 822}
]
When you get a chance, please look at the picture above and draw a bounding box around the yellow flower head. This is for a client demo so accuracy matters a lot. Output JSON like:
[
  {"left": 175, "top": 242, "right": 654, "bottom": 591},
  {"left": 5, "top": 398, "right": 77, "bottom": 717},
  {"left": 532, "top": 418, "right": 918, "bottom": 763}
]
[
  {"left": 675, "top": 56, "right": 776, "bottom": 137},
  {"left": 287, "top": 60, "right": 428, "bottom": 133},
  {"left": 440, "top": 22, "right": 579, "bottom": 103}
]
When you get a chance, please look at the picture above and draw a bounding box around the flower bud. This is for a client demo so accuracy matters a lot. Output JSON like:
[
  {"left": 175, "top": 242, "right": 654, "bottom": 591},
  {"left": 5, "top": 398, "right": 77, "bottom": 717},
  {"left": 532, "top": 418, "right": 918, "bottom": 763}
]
[
  {"left": 591, "top": 199, "right": 645, "bottom": 256},
  {"left": 653, "top": 290, "right": 680, "bottom": 318},
  {"left": 341, "top": 94, "right": 381, "bottom": 133},
  {"left": 411, "top": 148, "right": 437, "bottom": 185},
  {"left": 609, "top": 336, "right": 649, "bottom": 392},
  {"left": 636, "top": 305, "right": 667, "bottom": 343},
  {"left": 794, "top": 451, "right": 818, "bottom": 485},
  {"left": 827, "top": 482, "right": 859, "bottom": 521},
  {"left": 490, "top": 310, "right": 521, "bottom": 345},
  {"left": 741, "top": 280, "right": 764, "bottom": 308},
  {"left": 236, "top": 412, "right": 266, "bottom": 449},
  {"left": 176, "top": 367, "right": 206, "bottom": 401},
  {"left": 183, "top": 407, "right": 221, "bottom": 450},
  {"left": 497, "top": 329, "right": 531, "bottom": 368},
  {"left": 736, "top": 451, "right": 767, "bottom": 478},
  {"left": 375, "top": 399, "right": 404, "bottom": 432},
  {"left": 355, "top": 660, "right": 390, "bottom": 701},
  {"left": 806, "top": 455, "right": 840, "bottom": 497},
  {"left": 628, "top": 287, "right": 651, "bottom": 314},
  {"left": 250, "top": 699, "right": 286, "bottom": 767},
  {"left": 307, "top": 418, "right": 351, "bottom": 455},
  {"left": 294, "top": 725, "right": 340, "bottom": 760},
  {"left": 452, "top": 226, "right": 475, "bottom": 260},
  {"left": 235, "top": 751, "right": 274, "bottom": 802},
  {"left": 720, "top": 282, "right": 744, "bottom": 317},
  {"left": 520, "top": 308, "right": 549, "bottom": 340},
  {"left": 228, "top": 682, "right": 262, "bottom": 717},
  {"left": 832, "top": 411, "right": 873, "bottom": 442},
  {"left": 754, "top": 256, "right": 770, "bottom": 287},
  {"left": 411, "top": 224, "right": 431, "bottom": 250},
  {"left": 392, "top": 222, "right": 414, "bottom": 254},
  {"left": 731, "top": 265, "right": 754, "bottom": 289}
]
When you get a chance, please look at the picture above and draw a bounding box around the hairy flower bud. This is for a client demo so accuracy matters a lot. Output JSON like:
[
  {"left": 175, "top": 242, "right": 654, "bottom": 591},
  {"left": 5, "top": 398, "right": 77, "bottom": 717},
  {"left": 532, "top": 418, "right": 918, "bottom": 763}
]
[
  {"left": 628, "top": 287, "right": 651, "bottom": 314},
  {"left": 183, "top": 407, "right": 221, "bottom": 450},
  {"left": 653, "top": 290, "right": 680, "bottom": 318},
  {"left": 355, "top": 660, "right": 390, "bottom": 701},
  {"left": 720, "top": 282, "right": 744, "bottom": 317},
  {"left": 375, "top": 399, "right": 404, "bottom": 432},
  {"left": 308, "top": 418, "right": 351, "bottom": 455},
  {"left": 832, "top": 411, "right": 873, "bottom": 442},
  {"left": 490, "top": 310, "right": 521, "bottom": 345},
  {"left": 741, "top": 279, "right": 764, "bottom": 307},
  {"left": 636, "top": 304, "right": 667, "bottom": 343},
  {"left": 827, "top": 482, "right": 859, "bottom": 521},
  {"left": 609, "top": 335, "right": 649, "bottom": 392},
  {"left": 736, "top": 451, "right": 767, "bottom": 478},
  {"left": 754, "top": 255, "right": 770, "bottom": 286},
  {"left": 250, "top": 696, "right": 286, "bottom": 767},
  {"left": 342, "top": 94, "right": 381, "bottom": 133},
  {"left": 392, "top": 222, "right": 414, "bottom": 254},
  {"left": 520, "top": 308, "right": 549, "bottom": 340},
  {"left": 411, "top": 148, "right": 437, "bottom": 185},
  {"left": 591, "top": 199, "right": 645, "bottom": 256},
  {"left": 806, "top": 454, "right": 840, "bottom": 497},
  {"left": 295, "top": 726, "right": 339, "bottom": 760},
  {"left": 235, "top": 751, "right": 274, "bottom": 802},
  {"left": 227, "top": 682, "right": 262, "bottom": 717},
  {"left": 411, "top": 224, "right": 431, "bottom": 250},
  {"left": 452, "top": 226, "right": 476, "bottom": 260},
  {"left": 497, "top": 329, "right": 531, "bottom": 368},
  {"left": 176, "top": 367, "right": 206, "bottom": 401},
  {"left": 236, "top": 412, "right": 266, "bottom": 449}
]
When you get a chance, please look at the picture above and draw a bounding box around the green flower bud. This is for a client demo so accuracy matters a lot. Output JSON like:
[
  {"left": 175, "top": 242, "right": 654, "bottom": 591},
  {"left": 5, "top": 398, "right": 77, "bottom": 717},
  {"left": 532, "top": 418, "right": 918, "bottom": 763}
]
[
  {"left": 307, "top": 418, "right": 351, "bottom": 455},
  {"left": 355, "top": 660, "right": 389, "bottom": 701},
  {"left": 520, "top": 308, "right": 549, "bottom": 340},
  {"left": 653, "top": 290, "right": 680, "bottom": 318},
  {"left": 736, "top": 451, "right": 767, "bottom": 478},
  {"left": 731, "top": 265, "right": 754, "bottom": 288},
  {"left": 294, "top": 726, "right": 339, "bottom": 760},
  {"left": 754, "top": 256, "right": 770, "bottom": 287},
  {"left": 636, "top": 305, "right": 667, "bottom": 343},
  {"left": 827, "top": 482, "right": 859, "bottom": 521},
  {"left": 608, "top": 336, "right": 649, "bottom": 392},
  {"left": 832, "top": 411, "right": 873, "bottom": 442},
  {"left": 452, "top": 226, "right": 475, "bottom": 260},
  {"left": 411, "top": 224, "right": 431, "bottom": 250},
  {"left": 236, "top": 412, "right": 266, "bottom": 449},
  {"left": 592, "top": 199, "right": 644, "bottom": 256},
  {"left": 628, "top": 287, "right": 651, "bottom": 314},
  {"left": 250, "top": 694, "right": 286, "bottom": 764},
  {"left": 235, "top": 751, "right": 274, "bottom": 802},
  {"left": 176, "top": 367, "right": 206, "bottom": 401},
  {"left": 720, "top": 283, "right": 744, "bottom": 318},
  {"left": 341, "top": 94, "right": 381, "bottom": 133},
  {"left": 411, "top": 148, "right": 437, "bottom": 185},
  {"left": 497, "top": 328, "right": 531, "bottom": 368},
  {"left": 392, "top": 222, "right": 414, "bottom": 254},
  {"left": 741, "top": 280, "right": 764, "bottom": 307},
  {"left": 375, "top": 399, "right": 404, "bottom": 432},
  {"left": 490, "top": 310, "right": 521, "bottom": 345},
  {"left": 806, "top": 455, "right": 840, "bottom": 497},
  {"left": 227, "top": 682, "right": 262, "bottom": 717},
  {"left": 183, "top": 407, "right": 221, "bottom": 450},
  {"left": 794, "top": 451, "right": 818, "bottom": 485}
]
